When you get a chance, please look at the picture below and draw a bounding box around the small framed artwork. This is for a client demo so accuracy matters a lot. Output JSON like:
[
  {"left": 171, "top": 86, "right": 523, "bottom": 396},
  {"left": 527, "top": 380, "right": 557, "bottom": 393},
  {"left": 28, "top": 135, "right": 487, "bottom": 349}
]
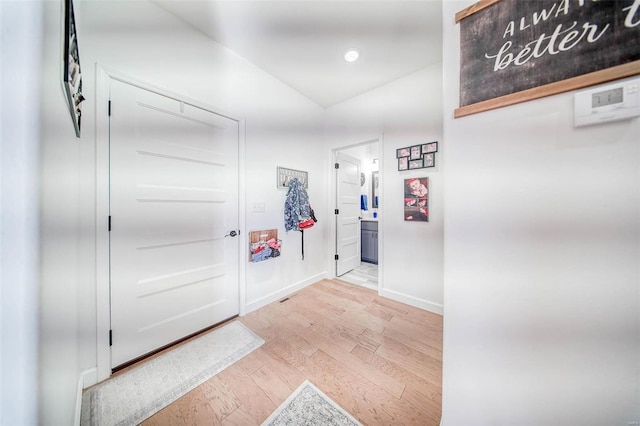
[
  {"left": 277, "top": 166, "right": 308, "bottom": 189},
  {"left": 398, "top": 157, "right": 409, "bottom": 171},
  {"left": 404, "top": 177, "right": 429, "bottom": 222},
  {"left": 408, "top": 159, "right": 423, "bottom": 170},
  {"left": 423, "top": 153, "right": 435, "bottom": 168},
  {"left": 410, "top": 145, "right": 422, "bottom": 160},
  {"left": 397, "top": 148, "right": 411, "bottom": 158},
  {"left": 63, "top": 0, "right": 84, "bottom": 137},
  {"left": 422, "top": 142, "right": 438, "bottom": 154},
  {"left": 397, "top": 143, "right": 439, "bottom": 172}
]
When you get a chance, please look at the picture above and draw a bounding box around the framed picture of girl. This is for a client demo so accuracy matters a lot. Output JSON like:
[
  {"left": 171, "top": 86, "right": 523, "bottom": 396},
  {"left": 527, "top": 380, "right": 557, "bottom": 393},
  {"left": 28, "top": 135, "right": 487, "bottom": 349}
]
[
  {"left": 408, "top": 159, "right": 423, "bottom": 169},
  {"left": 398, "top": 157, "right": 409, "bottom": 171},
  {"left": 396, "top": 148, "right": 410, "bottom": 158},
  {"left": 410, "top": 145, "right": 422, "bottom": 160},
  {"left": 422, "top": 142, "right": 438, "bottom": 153},
  {"left": 423, "top": 153, "right": 435, "bottom": 168},
  {"left": 404, "top": 177, "right": 428, "bottom": 222}
]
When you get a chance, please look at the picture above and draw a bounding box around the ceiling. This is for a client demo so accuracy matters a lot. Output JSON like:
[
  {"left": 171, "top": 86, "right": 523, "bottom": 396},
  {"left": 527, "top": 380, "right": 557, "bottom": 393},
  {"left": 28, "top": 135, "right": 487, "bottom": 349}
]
[{"left": 154, "top": 1, "right": 443, "bottom": 108}]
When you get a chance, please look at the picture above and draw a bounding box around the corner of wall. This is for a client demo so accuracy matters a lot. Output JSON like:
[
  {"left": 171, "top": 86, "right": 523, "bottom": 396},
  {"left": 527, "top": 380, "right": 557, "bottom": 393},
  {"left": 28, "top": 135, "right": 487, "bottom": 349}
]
[
  {"left": 244, "top": 271, "right": 328, "bottom": 315},
  {"left": 380, "top": 288, "right": 443, "bottom": 315}
]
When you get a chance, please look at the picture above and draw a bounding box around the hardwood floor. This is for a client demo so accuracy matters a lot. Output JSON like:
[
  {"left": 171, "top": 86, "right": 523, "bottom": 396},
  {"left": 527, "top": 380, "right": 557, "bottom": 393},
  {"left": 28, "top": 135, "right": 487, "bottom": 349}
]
[{"left": 141, "top": 279, "right": 442, "bottom": 425}]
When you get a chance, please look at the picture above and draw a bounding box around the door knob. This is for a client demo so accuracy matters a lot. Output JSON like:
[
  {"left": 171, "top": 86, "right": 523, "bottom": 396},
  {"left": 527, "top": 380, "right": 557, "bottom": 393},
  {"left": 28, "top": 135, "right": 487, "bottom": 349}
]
[{"left": 225, "top": 230, "right": 238, "bottom": 237}]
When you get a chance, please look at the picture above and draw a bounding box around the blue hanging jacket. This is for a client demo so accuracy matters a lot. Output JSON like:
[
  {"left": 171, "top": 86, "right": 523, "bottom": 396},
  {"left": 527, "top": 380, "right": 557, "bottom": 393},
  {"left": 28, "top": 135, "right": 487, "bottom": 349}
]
[{"left": 284, "top": 178, "right": 311, "bottom": 231}]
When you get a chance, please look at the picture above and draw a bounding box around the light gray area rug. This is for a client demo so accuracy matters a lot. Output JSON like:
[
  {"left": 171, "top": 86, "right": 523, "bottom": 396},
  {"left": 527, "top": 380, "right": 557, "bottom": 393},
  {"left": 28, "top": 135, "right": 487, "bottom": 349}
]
[
  {"left": 262, "top": 380, "right": 362, "bottom": 426},
  {"left": 81, "top": 321, "right": 264, "bottom": 426}
]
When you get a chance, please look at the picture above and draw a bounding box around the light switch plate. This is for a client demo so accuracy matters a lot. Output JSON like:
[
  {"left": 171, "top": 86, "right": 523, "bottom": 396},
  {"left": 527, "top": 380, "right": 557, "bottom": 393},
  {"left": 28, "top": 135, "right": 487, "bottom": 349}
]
[{"left": 252, "top": 202, "right": 266, "bottom": 213}]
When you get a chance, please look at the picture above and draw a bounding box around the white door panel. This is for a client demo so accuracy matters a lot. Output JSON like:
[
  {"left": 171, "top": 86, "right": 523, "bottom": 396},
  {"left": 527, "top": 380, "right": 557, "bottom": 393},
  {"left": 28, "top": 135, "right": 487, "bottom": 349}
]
[
  {"left": 336, "top": 152, "right": 361, "bottom": 276},
  {"left": 109, "top": 80, "right": 239, "bottom": 368}
]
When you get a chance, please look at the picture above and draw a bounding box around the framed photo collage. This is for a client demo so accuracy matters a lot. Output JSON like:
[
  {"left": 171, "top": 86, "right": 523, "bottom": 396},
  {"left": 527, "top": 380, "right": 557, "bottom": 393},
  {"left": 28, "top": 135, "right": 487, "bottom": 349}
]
[{"left": 396, "top": 142, "right": 438, "bottom": 171}]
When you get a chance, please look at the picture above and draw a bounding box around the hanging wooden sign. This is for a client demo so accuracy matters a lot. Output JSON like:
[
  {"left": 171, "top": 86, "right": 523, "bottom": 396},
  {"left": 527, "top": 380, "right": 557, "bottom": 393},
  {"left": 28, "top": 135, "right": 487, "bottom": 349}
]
[{"left": 455, "top": 0, "right": 640, "bottom": 118}]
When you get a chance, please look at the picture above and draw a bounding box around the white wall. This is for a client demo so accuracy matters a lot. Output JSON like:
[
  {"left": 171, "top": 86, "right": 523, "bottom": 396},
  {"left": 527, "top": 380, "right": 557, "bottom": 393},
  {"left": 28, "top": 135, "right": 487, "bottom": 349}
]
[
  {"left": 0, "top": 2, "right": 42, "bottom": 424},
  {"left": 441, "top": 0, "right": 640, "bottom": 424},
  {"left": 26, "top": 0, "right": 89, "bottom": 423},
  {"left": 325, "top": 64, "right": 444, "bottom": 314}
]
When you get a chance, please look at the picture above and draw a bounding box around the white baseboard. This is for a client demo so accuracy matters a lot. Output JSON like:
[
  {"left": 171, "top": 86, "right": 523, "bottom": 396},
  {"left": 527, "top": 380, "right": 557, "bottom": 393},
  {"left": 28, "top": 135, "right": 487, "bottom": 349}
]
[
  {"left": 81, "top": 367, "right": 98, "bottom": 388},
  {"left": 244, "top": 272, "right": 327, "bottom": 314},
  {"left": 74, "top": 367, "right": 97, "bottom": 425},
  {"left": 359, "top": 282, "right": 378, "bottom": 291},
  {"left": 74, "top": 374, "right": 83, "bottom": 426},
  {"left": 380, "top": 288, "right": 443, "bottom": 315}
]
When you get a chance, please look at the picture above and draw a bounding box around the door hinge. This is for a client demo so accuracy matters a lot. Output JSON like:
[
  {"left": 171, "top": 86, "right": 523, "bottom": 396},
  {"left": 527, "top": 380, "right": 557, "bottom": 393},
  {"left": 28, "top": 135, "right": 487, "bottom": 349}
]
[
  {"left": 108, "top": 215, "right": 111, "bottom": 232},
  {"left": 334, "top": 163, "right": 339, "bottom": 169},
  {"left": 335, "top": 209, "right": 339, "bottom": 215},
  {"left": 109, "top": 330, "right": 113, "bottom": 347},
  {"left": 108, "top": 100, "right": 111, "bottom": 116},
  {"left": 335, "top": 254, "right": 339, "bottom": 260}
]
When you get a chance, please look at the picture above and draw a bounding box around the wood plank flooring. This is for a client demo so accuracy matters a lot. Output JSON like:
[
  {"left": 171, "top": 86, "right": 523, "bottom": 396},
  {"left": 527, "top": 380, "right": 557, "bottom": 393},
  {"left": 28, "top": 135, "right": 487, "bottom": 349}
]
[{"left": 140, "top": 279, "right": 442, "bottom": 425}]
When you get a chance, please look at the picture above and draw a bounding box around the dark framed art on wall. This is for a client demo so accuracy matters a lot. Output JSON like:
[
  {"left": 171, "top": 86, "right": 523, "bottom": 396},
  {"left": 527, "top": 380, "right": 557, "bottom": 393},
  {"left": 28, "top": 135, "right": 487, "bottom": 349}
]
[
  {"left": 423, "top": 153, "right": 435, "bottom": 168},
  {"left": 422, "top": 142, "right": 438, "bottom": 154},
  {"left": 404, "top": 177, "right": 429, "bottom": 222},
  {"left": 410, "top": 145, "right": 422, "bottom": 160},
  {"left": 455, "top": 0, "right": 640, "bottom": 118},
  {"left": 398, "top": 157, "right": 409, "bottom": 171},
  {"left": 397, "top": 142, "right": 439, "bottom": 171},
  {"left": 63, "top": 0, "right": 85, "bottom": 137},
  {"left": 408, "top": 159, "right": 423, "bottom": 170},
  {"left": 397, "top": 148, "right": 411, "bottom": 158}
]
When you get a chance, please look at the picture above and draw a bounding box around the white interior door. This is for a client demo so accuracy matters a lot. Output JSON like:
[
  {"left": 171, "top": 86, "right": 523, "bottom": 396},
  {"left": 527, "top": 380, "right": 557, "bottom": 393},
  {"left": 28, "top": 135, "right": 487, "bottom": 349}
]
[
  {"left": 336, "top": 151, "right": 361, "bottom": 276},
  {"left": 109, "top": 80, "right": 239, "bottom": 368}
]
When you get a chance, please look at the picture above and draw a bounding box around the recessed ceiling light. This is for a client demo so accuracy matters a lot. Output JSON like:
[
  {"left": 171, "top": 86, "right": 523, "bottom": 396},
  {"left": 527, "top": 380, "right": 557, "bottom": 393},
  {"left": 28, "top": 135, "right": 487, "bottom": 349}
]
[{"left": 344, "top": 49, "right": 359, "bottom": 63}]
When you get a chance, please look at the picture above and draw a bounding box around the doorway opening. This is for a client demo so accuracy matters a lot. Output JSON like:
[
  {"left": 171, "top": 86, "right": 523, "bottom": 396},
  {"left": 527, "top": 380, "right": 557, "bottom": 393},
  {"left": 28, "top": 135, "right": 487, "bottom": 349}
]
[{"left": 332, "top": 138, "right": 381, "bottom": 292}]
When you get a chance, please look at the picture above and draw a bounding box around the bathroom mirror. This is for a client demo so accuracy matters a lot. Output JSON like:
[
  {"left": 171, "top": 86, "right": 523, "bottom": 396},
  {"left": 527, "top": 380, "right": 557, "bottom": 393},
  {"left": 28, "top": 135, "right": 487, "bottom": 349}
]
[{"left": 372, "top": 171, "right": 379, "bottom": 208}]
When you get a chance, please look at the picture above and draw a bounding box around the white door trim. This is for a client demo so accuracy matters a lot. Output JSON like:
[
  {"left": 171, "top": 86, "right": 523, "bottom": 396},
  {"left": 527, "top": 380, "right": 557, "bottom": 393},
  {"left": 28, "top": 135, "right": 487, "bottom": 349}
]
[
  {"left": 328, "top": 135, "right": 384, "bottom": 295},
  {"left": 95, "top": 65, "right": 246, "bottom": 383}
]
